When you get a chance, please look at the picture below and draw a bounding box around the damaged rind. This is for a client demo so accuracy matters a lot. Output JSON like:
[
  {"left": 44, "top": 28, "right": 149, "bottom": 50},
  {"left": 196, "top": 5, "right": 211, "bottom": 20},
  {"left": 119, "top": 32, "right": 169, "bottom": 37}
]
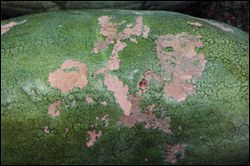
[
  {"left": 165, "top": 143, "right": 187, "bottom": 164},
  {"left": 48, "top": 60, "right": 88, "bottom": 94},
  {"left": 103, "top": 73, "right": 132, "bottom": 116},
  {"left": 93, "top": 16, "right": 150, "bottom": 56},
  {"left": 94, "top": 16, "right": 150, "bottom": 116},
  {"left": 1, "top": 20, "right": 27, "bottom": 35},
  {"left": 156, "top": 32, "right": 206, "bottom": 102},
  {"left": 48, "top": 100, "right": 61, "bottom": 118},
  {"left": 86, "top": 130, "right": 102, "bottom": 147},
  {"left": 118, "top": 95, "right": 171, "bottom": 134}
]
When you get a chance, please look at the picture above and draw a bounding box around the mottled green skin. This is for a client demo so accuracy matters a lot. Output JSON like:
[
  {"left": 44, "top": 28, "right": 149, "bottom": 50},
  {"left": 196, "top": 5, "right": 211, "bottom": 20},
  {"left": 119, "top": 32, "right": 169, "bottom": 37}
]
[{"left": 1, "top": 10, "right": 249, "bottom": 165}]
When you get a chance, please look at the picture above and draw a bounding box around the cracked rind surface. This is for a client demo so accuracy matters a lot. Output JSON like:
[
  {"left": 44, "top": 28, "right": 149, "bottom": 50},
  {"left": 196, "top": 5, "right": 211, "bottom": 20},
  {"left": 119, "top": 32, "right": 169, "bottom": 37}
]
[
  {"left": 1, "top": 20, "right": 27, "bottom": 35},
  {"left": 103, "top": 73, "right": 132, "bottom": 116},
  {"left": 85, "top": 95, "right": 94, "bottom": 104},
  {"left": 118, "top": 95, "right": 172, "bottom": 134},
  {"left": 1, "top": 10, "right": 248, "bottom": 165},
  {"left": 187, "top": 21, "right": 203, "bottom": 27},
  {"left": 165, "top": 143, "right": 187, "bottom": 164},
  {"left": 47, "top": 100, "right": 61, "bottom": 117},
  {"left": 95, "top": 40, "right": 127, "bottom": 74},
  {"left": 94, "top": 15, "right": 150, "bottom": 116},
  {"left": 156, "top": 33, "right": 206, "bottom": 102},
  {"left": 48, "top": 60, "right": 88, "bottom": 94},
  {"left": 86, "top": 130, "right": 102, "bottom": 147}
]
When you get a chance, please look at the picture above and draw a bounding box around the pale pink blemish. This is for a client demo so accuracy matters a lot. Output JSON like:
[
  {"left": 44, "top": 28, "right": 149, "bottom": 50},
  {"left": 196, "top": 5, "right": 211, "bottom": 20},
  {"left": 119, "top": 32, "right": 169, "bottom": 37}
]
[
  {"left": 165, "top": 143, "right": 187, "bottom": 164},
  {"left": 123, "top": 16, "right": 143, "bottom": 36},
  {"left": 95, "top": 40, "right": 126, "bottom": 74},
  {"left": 144, "top": 70, "right": 163, "bottom": 84},
  {"left": 187, "top": 21, "right": 203, "bottom": 27},
  {"left": 164, "top": 76, "right": 194, "bottom": 102},
  {"left": 94, "top": 54, "right": 120, "bottom": 75},
  {"left": 118, "top": 16, "right": 149, "bottom": 40},
  {"left": 146, "top": 104, "right": 156, "bottom": 112},
  {"left": 156, "top": 33, "right": 206, "bottom": 102},
  {"left": 196, "top": 34, "right": 203, "bottom": 39},
  {"left": 118, "top": 95, "right": 171, "bottom": 134},
  {"left": 142, "top": 25, "right": 150, "bottom": 38},
  {"left": 101, "top": 101, "right": 107, "bottom": 106},
  {"left": 43, "top": 126, "right": 50, "bottom": 134},
  {"left": 104, "top": 73, "right": 132, "bottom": 116},
  {"left": 1, "top": 22, "right": 16, "bottom": 35},
  {"left": 48, "top": 60, "right": 88, "bottom": 94},
  {"left": 93, "top": 16, "right": 150, "bottom": 55},
  {"left": 1, "top": 19, "right": 27, "bottom": 35},
  {"left": 98, "top": 16, "right": 118, "bottom": 38},
  {"left": 93, "top": 16, "right": 151, "bottom": 115},
  {"left": 93, "top": 16, "right": 117, "bottom": 54},
  {"left": 111, "top": 40, "right": 127, "bottom": 58},
  {"left": 86, "top": 130, "right": 102, "bottom": 147},
  {"left": 93, "top": 40, "right": 110, "bottom": 53},
  {"left": 86, "top": 95, "right": 94, "bottom": 104},
  {"left": 48, "top": 100, "right": 61, "bottom": 118},
  {"left": 129, "top": 38, "right": 138, "bottom": 43}
]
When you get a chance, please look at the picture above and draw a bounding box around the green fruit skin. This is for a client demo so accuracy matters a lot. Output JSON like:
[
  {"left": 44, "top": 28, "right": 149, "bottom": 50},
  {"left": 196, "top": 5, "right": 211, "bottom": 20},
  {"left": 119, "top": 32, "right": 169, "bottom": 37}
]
[{"left": 1, "top": 10, "right": 249, "bottom": 165}]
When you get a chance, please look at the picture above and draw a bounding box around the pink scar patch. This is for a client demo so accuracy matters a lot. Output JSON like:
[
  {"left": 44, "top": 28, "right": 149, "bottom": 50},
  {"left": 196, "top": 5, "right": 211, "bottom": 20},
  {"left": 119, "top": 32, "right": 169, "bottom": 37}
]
[{"left": 48, "top": 60, "right": 88, "bottom": 94}]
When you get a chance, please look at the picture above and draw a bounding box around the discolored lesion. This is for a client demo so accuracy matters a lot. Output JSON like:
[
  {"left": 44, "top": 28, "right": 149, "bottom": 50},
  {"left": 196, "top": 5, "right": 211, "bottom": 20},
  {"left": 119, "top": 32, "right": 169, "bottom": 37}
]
[
  {"left": 95, "top": 39, "right": 127, "bottom": 74},
  {"left": 156, "top": 33, "right": 207, "bottom": 102},
  {"left": 93, "top": 15, "right": 151, "bottom": 116},
  {"left": 93, "top": 16, "right": 150, "bottom": 75},
  {"left": 1, "top": 19, "right": 27, "bottom": 35},
  {"left": 48, "top": 60, "right": 88, "bottom": 94},
  {"left": 47, "top": 100, "right": 61, "bottom": 118},
  {"left": 118, "top": 94, "right": 172, "bottom": 134},
  {"left": 103, "top": 73, "right": 132, "bottom": 116},
  {"left": 86, "top": 130, "right": 102, "bottom": 147},
  {"left": 187, "top": 21, "right": 203, "bottom": 27},
  {"left": 164, "top": 143, "right": 187, "bottom": 164}
]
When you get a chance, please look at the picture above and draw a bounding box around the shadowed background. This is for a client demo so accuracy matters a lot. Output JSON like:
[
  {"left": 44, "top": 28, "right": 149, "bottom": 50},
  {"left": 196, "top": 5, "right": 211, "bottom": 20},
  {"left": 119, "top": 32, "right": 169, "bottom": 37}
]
[{"left": 1, "top": 1, "right": 249, "bottom": 32}]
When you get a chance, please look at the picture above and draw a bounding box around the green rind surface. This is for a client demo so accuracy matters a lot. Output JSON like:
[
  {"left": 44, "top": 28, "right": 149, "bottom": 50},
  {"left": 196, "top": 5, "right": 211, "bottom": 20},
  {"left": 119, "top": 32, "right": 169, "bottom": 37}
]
[{"left": 1, "top": 10, "right": 249, "bottom": 165}]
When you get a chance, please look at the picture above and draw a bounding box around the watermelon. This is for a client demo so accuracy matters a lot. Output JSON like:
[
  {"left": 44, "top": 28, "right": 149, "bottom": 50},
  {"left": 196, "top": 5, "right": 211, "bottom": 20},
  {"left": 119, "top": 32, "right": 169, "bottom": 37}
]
[{"left": 1, "top": 10, "right": 249, "bottom": 165}]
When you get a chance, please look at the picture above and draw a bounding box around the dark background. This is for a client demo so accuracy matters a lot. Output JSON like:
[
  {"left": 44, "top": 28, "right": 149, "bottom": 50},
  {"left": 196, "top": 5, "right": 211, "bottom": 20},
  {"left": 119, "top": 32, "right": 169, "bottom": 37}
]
[
  {"left": 1, "top": 1, "right": 249, "bottom": 32},
  {"left": 182, "top": 1, "right": 249, "bottom": 32}
]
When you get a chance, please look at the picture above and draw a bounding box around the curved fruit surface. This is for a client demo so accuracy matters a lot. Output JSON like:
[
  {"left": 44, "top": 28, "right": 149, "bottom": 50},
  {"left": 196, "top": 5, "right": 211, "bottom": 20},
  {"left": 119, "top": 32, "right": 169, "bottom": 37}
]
[{"left": 1, "top": 10, "right": 249, "bottom": 165}]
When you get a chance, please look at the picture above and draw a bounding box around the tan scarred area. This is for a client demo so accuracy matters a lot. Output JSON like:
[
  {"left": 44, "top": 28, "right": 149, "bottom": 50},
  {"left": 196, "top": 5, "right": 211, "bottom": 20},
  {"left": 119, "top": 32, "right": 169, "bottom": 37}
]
[
  {"left": 43, "top": 126, "right": 50, "bottom": 134},
  {"left": 94, "top": 16, "right": 150, "bottom": 116},
  {"left": 118, "top": 95, "right": 171, "bottom": 134},
  {"left": 93, "top": 16, "right": 150, "bottom": 54},
  {"left": 95, "top": 40, "right": 127, "bottom": 74},
  {"left": 48, "top": 100, "right": 61, "bottom": 118},
  {"left": 85, "top": 95, "right": 94, "bottom": 104},
  {"left": 86, "top": 130, "right": 102, "bottom": 147},
  {"left": 101, "top": 101, "right": 107, "bottom": 106},
  {"left": 156, "top": 33, "right": 206, "bottom": 102},
  {"left": 1, "top": 19, "right": 27, "bottom": 35},
  {"left": 187, "top": 21, "right": 203, "bottom": 27},
  {"left": 104, "top": 73, "right": 132, "bottom": 116},
  {"left": 165, "top": 143, "right": 187, "bottom": 164},
  {"left": 94, "top": 16, "right": 150, "bottom": 75},
  {"left": 48, "top": 60, "right": 88, "bottom": 94}
]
